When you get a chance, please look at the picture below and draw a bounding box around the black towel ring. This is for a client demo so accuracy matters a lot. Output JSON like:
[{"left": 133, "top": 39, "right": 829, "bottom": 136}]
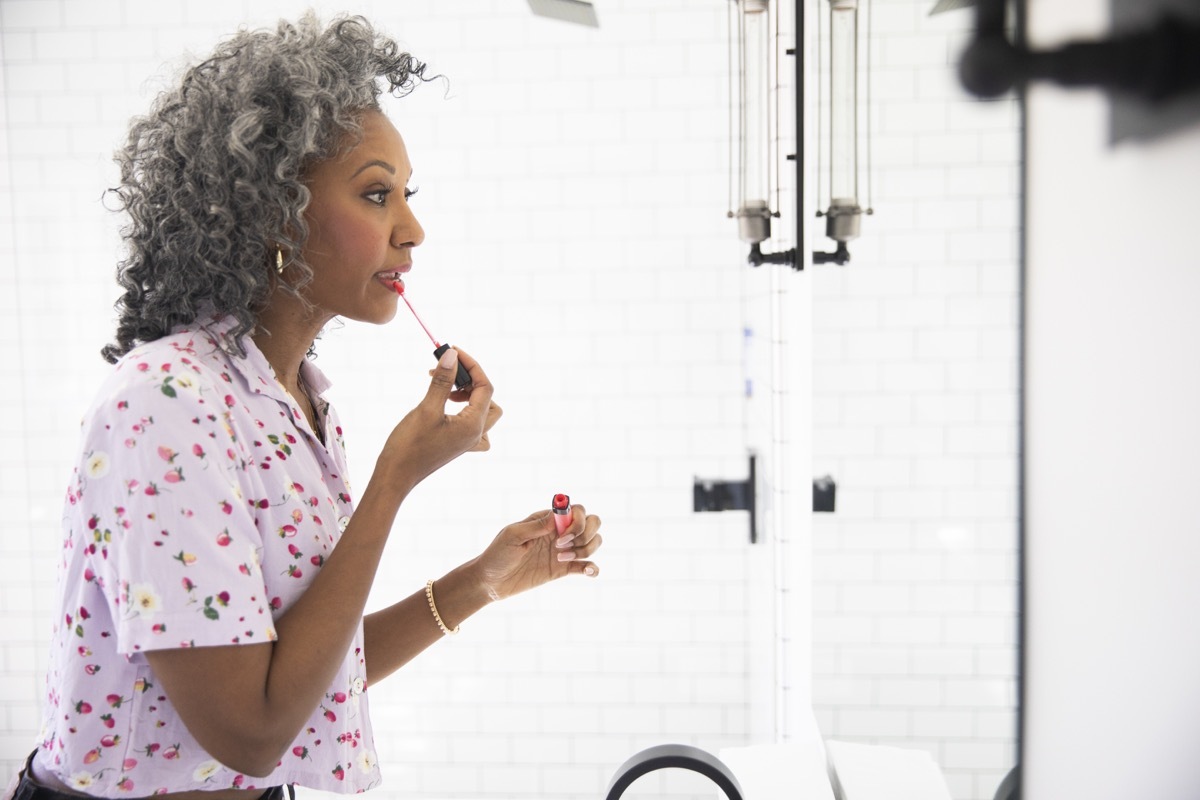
[{"left": 604, "top": 744, "right": 744, "bottom": 800}]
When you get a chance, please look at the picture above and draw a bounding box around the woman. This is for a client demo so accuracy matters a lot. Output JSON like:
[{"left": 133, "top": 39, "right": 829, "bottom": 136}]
[{"left": 14, "top": 13, "right": 602, "bottom": 799}]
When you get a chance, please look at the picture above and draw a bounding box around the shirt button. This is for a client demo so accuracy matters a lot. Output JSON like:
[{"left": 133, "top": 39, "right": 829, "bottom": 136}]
[
  {"left": 338, "top": 515, "right": 350, "bottom": 532},
  {"left": 351, "top": 676, "right": 365, "bottom": 696}
]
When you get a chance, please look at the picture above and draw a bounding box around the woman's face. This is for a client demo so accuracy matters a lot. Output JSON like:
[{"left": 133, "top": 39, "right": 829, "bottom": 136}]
[{"left": 297, "top": 110, "right": 424, "bottom": 325}]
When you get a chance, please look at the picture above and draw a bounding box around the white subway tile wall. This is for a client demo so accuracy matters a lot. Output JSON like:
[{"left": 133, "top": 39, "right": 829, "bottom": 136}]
[
  {"left": 0, "top": 2, "right": 759, "bottom": 799},
  {"left": 810, "top": 5, "right": 1020, "bottom": 800},
  {"left": 0, "top": 1, "right": 1016, "bottom": 800}
]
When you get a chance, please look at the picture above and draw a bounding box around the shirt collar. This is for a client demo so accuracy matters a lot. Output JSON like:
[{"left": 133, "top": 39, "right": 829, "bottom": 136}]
[
  {"left": 195, "top": 314, "right": 334, "bottom": 402},
  {"left": 299, "top": 357, "right": 333, "bottom": 397}
]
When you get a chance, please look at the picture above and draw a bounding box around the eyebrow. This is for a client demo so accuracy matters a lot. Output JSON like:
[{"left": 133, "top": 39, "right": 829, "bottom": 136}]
[{"left": 349, "top": 159, "right": 397, "bottom": 179}]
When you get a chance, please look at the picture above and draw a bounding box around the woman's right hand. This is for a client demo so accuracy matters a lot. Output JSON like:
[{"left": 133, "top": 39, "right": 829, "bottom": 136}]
[{"left": 377, "top": 346, "right": 500, "bottom": 492}]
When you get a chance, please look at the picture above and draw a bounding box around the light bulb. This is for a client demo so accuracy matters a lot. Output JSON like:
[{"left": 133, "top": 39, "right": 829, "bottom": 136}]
[
  {"left": 829, "top": 0, "right": 858, "bottom": 207},
  {"left": 737, "top": 0, "right": 772, "bottom": 243},
  {"left": 826, "top": 0, "right": 862, "bottom": 243}
]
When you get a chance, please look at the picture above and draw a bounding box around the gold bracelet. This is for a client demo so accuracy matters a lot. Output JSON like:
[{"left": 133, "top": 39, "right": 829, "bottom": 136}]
[{"left": 425, "top": 579, "right": 460, "bottom": 636}]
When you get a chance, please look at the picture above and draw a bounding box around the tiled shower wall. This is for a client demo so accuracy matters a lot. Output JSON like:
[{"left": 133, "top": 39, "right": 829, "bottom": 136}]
[
  {"left": 0, "top": 1, "right": 1017, "bottom": 799},
  {"left": 808, "top": 3, "right": 1021, "bottom": 800},
  {"left": 0, "top": 2, "right": 766, "bottom": 798}
]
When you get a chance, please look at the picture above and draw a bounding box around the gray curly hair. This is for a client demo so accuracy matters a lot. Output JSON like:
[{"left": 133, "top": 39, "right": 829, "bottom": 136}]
[{"left": 101, "top": 13, "right": 429, "bottom": 363}]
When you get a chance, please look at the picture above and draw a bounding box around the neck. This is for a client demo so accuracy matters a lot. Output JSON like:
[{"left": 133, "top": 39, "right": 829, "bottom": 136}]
[{"left": 252, "top": 292, "right": 331, "bottom": 390}]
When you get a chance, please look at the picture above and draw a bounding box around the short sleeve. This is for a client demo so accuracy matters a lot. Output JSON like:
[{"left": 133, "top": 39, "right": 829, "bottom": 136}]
[{"left": 76, "top": 357, "right": 279, "bottom": 655}]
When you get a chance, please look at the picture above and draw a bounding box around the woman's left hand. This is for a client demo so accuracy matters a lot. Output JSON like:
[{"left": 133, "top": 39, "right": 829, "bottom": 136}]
[{"left": 473, "top": 504, "right": 602, "bottom": 602}]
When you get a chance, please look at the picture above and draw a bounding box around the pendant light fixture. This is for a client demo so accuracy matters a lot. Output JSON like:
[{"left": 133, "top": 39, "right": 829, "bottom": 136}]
[{"left": 728, "top": 0, "right": 874, "bottom": 269}]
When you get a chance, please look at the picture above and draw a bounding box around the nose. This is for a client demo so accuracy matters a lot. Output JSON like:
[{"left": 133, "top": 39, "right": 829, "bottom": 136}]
[{"left": 392, "top": 198, "right": 425, "bottom": 250}]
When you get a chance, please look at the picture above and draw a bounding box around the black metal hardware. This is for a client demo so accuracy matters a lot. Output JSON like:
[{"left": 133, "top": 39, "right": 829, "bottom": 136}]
[
  {"left": 959, "top": 0, "right": 1200, "bottom": 102},
  {"left": 748, "top": 242, "right": 799, "bottom": 269},
  {"left": 813, "top": 475, "right": 837, "bottom": 512},
  {"left": 605, "top": 744, "right": 744, "bottom": 800},
  {"left": 812, "top": 242, "right": 851, "bottom": 265},
  {"left": 693, "top": 454, "right": 758, "bottom": 543}
]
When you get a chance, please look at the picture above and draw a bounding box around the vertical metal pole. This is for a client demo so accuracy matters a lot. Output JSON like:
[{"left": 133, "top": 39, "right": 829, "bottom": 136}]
[
  {"left": 795, "top": 0, "right": 804, "bottom": 266},
  {"left": 1015, "top": 0, "right": 1028, "bottom": 788}
]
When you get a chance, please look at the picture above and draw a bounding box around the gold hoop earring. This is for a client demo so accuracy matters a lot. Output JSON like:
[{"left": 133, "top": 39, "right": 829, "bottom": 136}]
[{"left": 275, "top": 248, "right": 285, "bottom": 275}]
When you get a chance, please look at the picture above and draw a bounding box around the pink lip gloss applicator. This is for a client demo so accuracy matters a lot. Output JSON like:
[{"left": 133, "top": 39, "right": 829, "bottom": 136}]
[{"left": 392, "top": 279, "right": 472, "bottom": 391}]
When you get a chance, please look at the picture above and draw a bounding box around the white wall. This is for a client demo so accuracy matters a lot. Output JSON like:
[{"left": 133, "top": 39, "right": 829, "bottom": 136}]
[
  {"left": 808, "top": 3, "right": 1021, "bottom": 800},
  {"left": 0, "top": 2, "right": 776, "bottom": 798},
  {"left": 0, "top": 1, "right": 1018, "bottom": 799},
  {"left": 1023, "top": 2, "right": 1200, "bottom": 799}
]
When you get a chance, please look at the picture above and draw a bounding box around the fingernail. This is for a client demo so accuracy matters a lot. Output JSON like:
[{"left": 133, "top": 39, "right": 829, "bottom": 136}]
[
  {"left": 557, "top": 551, "right": 575, "bottom": 562},
  {"left": 585, "top": 566, "right": 597, "bottom": 576},
  {"left": 438, "top": 347, "right": 458, "bottom": 370},
  {"left": 555, "top": 535, "right": 575, "bottom": 549}
]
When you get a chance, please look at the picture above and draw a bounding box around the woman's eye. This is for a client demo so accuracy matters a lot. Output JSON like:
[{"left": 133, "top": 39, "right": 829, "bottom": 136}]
[
  {"left": 404, "top": 186, "right": 419, "bottom": 201},
  {"left": 365, "top": 189, "right": 392, "bottom": 206}
]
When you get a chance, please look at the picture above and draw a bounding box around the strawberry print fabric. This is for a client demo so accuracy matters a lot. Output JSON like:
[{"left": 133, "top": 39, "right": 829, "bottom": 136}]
[{"left": 33, "top": 315, "right": 381, "bottom": 795}]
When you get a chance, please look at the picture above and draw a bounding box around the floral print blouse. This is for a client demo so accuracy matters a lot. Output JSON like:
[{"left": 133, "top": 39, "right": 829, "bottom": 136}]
[{"left": 33, "top": 315, "right": 381, "bottom": 796}]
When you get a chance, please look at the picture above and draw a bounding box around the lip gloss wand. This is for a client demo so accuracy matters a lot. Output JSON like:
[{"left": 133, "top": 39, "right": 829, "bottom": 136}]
[{"left": 391, "top": 279, "right": 473, "bottom": 392}]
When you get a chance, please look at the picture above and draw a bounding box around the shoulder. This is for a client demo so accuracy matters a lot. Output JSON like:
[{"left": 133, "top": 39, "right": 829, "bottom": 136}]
[
  {"left": 121, "top": 324, "right": 238, "bottom": 384},
  {"left": 82, "top": 324, "right": 254, "bottom": 442}
]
